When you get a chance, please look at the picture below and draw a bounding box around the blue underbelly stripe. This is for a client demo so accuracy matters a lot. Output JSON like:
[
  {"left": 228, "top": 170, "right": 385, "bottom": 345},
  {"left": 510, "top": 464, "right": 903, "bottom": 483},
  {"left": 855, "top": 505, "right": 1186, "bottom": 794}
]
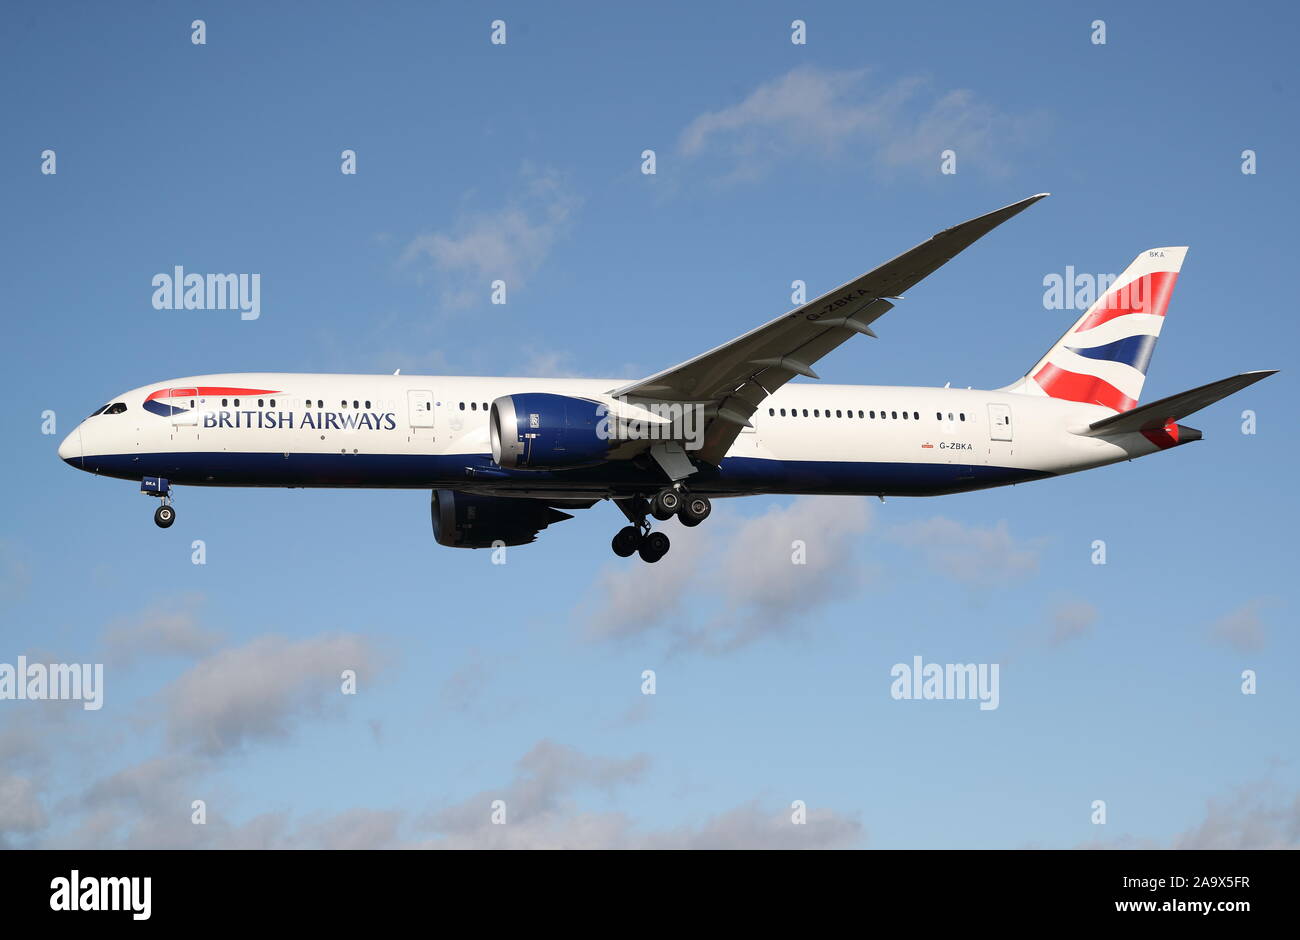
[{"left": 75, "top": 451, "right": 1051, "bottom": 496}]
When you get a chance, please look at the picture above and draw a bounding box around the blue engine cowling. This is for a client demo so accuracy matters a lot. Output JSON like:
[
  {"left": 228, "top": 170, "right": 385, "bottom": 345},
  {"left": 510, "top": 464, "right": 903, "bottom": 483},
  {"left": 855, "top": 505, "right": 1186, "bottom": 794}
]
[
  {"left": 490, "top": 393, "right": 616, "bottom": 470},
  {"left": 431, "top": 490, "right": 574, "bottom": 548}
]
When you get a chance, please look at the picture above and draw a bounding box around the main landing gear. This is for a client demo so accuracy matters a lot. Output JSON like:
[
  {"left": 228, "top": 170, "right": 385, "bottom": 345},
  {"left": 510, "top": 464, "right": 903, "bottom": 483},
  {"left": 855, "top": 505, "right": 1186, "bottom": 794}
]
[
  {"left": 611, "top": 487, "right": 712, "bottom": 563},
  {"left": 142, "top": 476, "right": 176, "bottom": 528}
]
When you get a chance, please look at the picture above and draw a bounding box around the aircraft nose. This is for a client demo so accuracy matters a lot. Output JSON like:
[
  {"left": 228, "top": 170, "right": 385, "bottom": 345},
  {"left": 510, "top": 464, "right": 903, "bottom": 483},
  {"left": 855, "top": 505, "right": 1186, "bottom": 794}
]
[{"left": 58, "top": 428, "right": 82, "bottom": 466}]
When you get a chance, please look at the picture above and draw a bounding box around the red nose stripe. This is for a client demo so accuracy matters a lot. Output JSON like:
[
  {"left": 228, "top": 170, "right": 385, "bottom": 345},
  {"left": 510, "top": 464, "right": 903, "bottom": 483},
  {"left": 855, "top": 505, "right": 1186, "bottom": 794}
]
[{"left": 145, "top": 386, "right": 281, "bottom": 402}]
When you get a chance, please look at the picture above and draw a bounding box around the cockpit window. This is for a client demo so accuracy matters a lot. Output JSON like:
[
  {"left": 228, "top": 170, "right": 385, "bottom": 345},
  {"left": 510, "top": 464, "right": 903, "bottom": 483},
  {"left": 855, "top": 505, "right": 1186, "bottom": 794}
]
[
  {"left": 102, "top": 402, "right": 127, "bottom": 415},
  {"left": 87, "top": 405, "right": 108, "bottom": 417}
]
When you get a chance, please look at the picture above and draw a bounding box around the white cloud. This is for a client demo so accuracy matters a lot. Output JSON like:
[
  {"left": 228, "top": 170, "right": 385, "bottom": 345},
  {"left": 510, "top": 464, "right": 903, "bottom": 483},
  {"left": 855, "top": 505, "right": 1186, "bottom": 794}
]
[
  {"left": 678, "top": 67, "right": 1043, "bottom": 183},
  {"left": 1172, "top": 782, "right": 1300, "bottom": 849},
  {"left": 582, "top": 496, "right": 873, "bottom": 652},
  {"left": 1208, "top": 601, "right": 1268, "bottom": 652},
  {"left": 400, "top": 166, "right": 579, "bottom": 309},
  {"left": 0, "top": 773, "right": 47, "bottom": 845},
  {"left": 643, "top": 801, "right": 863, "bottom": 850},
  {"left": 1048, "top": 600, "right": 1097, "bottom": 648},
  {"left": 888, "top": 516, "right": 1042, "bottom": 584},
  {"left": 160, "top": 634, "right": 381, "bottom": 756},
  {"left": 1080, "top": 780, "right": 1300, "bottom": 850},
  {"left": 440, "top": 655, "right": 491, "bottom": 714},
  {"left": 101, "top": 593, "right": 223, "bottom": 667},
  {"left": 520, "top": 348, "right": 575, "bottom": 377},
  {"left": 276, "top": 808, "right": 406, "bottom": 850},
  {"left": 420, "top": 740, "right": 863, "bottom": 849}
]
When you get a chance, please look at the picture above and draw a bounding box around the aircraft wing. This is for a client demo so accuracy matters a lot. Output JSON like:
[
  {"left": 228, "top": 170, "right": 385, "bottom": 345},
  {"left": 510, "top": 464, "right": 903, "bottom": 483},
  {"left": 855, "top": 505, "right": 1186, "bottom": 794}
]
[{"left": 608, "top": 193, "right": 1050, "bottom": 465}]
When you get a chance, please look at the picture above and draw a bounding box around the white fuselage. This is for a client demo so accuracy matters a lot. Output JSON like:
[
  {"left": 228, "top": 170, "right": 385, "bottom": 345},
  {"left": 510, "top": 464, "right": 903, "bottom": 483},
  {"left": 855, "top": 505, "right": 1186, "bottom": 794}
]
[{"left": 58, "top": 373, "right": 1170, "bottom": 499}]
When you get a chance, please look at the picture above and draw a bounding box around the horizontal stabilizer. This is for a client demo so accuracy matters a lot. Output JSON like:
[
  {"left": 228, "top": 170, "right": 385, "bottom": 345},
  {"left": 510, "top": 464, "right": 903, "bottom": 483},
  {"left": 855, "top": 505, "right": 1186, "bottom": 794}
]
[{"left": 1085, "top": 370, "right": 1277, "bottom": 435}]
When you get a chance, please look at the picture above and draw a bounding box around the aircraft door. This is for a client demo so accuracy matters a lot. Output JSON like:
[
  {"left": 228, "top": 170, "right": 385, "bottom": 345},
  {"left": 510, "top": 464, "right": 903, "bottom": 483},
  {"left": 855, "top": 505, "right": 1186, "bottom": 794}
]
[
  {"left": 408, "top": 390, "right": 435, "bottom": 435},
  {"left": 988, "top": 403, "right": 1012, "bottom": 442},
  {"left": 168, "top": 388, "right": 199, "bottom": 426}
]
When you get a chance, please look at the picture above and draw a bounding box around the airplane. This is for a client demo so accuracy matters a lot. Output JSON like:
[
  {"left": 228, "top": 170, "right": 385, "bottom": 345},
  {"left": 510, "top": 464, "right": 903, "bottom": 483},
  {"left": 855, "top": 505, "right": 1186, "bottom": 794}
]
[{"left": 58, "top": 193, "right": 1275, "bottom": 563}]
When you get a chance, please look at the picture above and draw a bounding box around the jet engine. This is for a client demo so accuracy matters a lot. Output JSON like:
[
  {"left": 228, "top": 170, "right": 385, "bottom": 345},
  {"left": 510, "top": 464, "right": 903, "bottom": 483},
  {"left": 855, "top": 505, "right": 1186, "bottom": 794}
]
[
  {"left": 430, "top": 489, "right": 574, "bottom": 548},
  {"left": 490, "top": 393, "right": 617, "bottom": 470}
]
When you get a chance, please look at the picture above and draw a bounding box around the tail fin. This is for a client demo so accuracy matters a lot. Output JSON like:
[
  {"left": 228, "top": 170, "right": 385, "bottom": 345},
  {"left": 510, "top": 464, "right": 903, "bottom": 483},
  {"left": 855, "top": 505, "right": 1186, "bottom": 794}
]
[{"left": 1005, "top": 247, "right": 1188, "bottom": 412}]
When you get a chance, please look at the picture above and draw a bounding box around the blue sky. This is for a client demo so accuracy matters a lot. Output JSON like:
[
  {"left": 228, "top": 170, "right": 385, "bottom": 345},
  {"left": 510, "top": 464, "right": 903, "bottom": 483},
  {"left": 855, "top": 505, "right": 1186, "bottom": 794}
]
[{"left": 1, "top": 1, "right": 1296, "bottom": 848}]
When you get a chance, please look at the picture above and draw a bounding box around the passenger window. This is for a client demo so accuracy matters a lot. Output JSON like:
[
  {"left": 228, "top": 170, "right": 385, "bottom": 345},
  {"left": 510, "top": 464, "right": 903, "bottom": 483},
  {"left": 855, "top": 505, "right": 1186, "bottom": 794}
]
[
  {"left": 960, "top": 413, "right": 966, "bottom": 421},
  {"left": 836, "top": 410, "right": 842, "bottom": 418},
  {"left": 271, "top": 399, "right": 276, "bottom": 407},
  {"left": 914, "top": 412, "right": 919, "bottom": 420},
  {"left": 814, "top": 409, "right": 819, "bottom": 417},
  {"left": 365, "top": 401, "right": 370, "bottom": 409},
  {"left": 891, "top": 411, "right": 897, "bottom": 419},
  {"left": 222, "top": 399, "right": 228, "bottom": 407},
  {"left": 902, "top": 411, "right": 908, "bottom": 420},
  {"left": 317, "top": 400, "right": 323, "bottom": 408},
  {"left": 259, "top": 399, "right": 265, "bottom": 407},
  {"left": 459, "top": 402, "right": 465, "bottom": 411},
  {"left": 802, "top": 409, "right": 808, "bottom": 417},
  {"left": 857, "top": 410, "right": 863, "bottom": 418},
  {"left": 936, "top": 412, "right": 942, "bottom": 421}
]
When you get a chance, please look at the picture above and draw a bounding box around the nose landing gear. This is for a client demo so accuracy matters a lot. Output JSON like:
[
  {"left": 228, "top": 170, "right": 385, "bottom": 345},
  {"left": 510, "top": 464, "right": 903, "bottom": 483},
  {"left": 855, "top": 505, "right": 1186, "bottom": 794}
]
[{"left": 142, "top": 476, "right": 176, "bottom": 528}]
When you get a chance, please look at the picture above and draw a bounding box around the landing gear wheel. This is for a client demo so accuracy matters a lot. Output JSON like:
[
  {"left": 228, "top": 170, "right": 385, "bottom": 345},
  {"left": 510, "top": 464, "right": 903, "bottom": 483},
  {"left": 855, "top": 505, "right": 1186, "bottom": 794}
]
[
  {"left": 638, "top": 531, "right": 670, "bottom": 563},
  {"left": 611, "top": 525, "right": 641, "bottom": 557},
  {"left": 679, "top": 495, "right": 711, "bottom": 527},
  {"left": 650, "top": 489, "right": 681, "bottom": 521},
  {"left": 154, "top": 505, "right": 175, "bottom": 529}
]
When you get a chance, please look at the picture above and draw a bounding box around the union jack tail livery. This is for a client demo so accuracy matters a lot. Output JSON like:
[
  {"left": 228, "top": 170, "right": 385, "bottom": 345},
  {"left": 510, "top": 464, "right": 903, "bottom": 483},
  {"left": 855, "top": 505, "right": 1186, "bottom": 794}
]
[{"left": 1007, "top": 247, "right": 1187, "bottom": 412}]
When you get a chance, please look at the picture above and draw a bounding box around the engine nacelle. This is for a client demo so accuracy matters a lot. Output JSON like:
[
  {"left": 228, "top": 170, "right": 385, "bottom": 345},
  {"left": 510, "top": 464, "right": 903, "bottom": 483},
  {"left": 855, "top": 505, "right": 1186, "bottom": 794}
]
[
  {"left": 490, "top": 393, "right": 616, "bottom": 470},
  {"left": 430, "top": 489, "right": 573, "bottom": 548}
]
